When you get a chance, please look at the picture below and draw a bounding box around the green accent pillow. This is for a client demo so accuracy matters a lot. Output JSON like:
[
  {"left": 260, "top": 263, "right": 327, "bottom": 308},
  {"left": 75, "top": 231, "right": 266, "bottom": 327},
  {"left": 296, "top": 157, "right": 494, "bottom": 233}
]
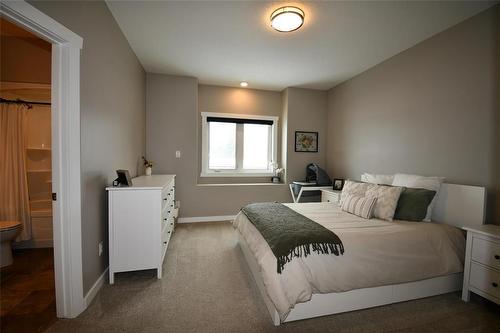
[{"left": 394, "top": 188, "right": 436, "bottom": 221}]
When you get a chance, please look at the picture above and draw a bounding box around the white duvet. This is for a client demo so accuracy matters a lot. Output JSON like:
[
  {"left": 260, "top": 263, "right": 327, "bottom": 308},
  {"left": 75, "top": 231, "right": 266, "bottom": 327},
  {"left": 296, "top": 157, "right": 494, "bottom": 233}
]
[{"left": 232, "top": 202, "right": 466, "bottom": 321}]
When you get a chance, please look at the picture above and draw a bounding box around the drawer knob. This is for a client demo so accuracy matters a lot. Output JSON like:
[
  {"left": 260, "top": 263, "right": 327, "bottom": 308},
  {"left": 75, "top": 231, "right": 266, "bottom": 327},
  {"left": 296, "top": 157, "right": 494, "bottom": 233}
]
[
  {"left": 163, "top": 198, "right": 167, "bottom": 201},
  {"left": 495, "top": 255, "right": 500, "bottom": 260},
  {"left": 167, "top": 231, "right": 171, "bottom": 234},
  {"left": 163, "top": 241, "right": 167, "bottom": 244},
  {"left": 170, "top": 223, "right": 173, "bottom": 225},
  {"left": 168, "top": 211, "right": 171, "bottom": 214},
  {"left": 163, "top": 218, "right": 167, "bottom": 221},
  {"left": 493, "top": 282, "right": 498, "bottom": 288}
]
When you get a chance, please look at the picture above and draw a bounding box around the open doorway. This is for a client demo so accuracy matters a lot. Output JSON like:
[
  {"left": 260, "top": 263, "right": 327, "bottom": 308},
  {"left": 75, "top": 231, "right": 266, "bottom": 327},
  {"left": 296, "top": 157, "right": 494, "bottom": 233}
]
[
  {"left": 0, "top": 17, "right": 57, "bottom": 332},
  {"left": 1, "top": 0, "right": 84, "bottom": 321}
]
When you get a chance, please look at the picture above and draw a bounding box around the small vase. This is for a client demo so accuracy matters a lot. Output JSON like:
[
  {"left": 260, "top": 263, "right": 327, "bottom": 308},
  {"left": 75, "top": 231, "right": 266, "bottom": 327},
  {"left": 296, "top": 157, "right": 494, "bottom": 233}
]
[{"left": 145, "top": 167, "right": 152, "bottom": 176}]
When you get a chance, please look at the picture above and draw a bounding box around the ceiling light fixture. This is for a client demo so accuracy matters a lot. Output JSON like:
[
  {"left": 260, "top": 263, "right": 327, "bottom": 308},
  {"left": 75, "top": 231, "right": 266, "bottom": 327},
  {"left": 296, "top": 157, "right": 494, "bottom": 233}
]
[
  {"left": 240, "top": 81, "right": 248, "bottom": 87},
  {"left": 270, "top": 6, "right": 304, "bottom": 32}
]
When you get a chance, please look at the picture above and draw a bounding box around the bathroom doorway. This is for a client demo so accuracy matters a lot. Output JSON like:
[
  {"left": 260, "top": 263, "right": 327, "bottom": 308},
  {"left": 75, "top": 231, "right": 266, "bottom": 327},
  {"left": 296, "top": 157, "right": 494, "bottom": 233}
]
[
  {"left": 0, "top": 17, "right": 57, "bottom": 332},
  {"left": 1, "top": 1, "right": 84, "bottom": 319}
]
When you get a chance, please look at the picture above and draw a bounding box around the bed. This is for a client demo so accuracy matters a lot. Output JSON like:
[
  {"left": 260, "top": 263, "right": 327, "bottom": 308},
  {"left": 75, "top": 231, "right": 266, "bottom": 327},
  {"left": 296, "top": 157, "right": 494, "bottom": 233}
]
[{"left": 233, "top": 183, "right": 486, "bottom": 325}]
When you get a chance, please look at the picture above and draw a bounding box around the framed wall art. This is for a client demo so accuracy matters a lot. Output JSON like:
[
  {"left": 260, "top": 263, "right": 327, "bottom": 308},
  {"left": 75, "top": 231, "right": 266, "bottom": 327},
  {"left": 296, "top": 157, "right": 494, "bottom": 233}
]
[{"left": 295, "top": 131, "right": 318, "bottom": 152}]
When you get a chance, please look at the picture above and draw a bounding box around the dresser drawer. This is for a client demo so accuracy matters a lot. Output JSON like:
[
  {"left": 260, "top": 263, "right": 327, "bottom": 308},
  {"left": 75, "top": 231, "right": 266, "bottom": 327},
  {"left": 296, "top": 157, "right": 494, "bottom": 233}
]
[
  {"left": 161, "top": 183, "right": 175, "bottom": 208},
  {"left": 161, "top": 223, "right": 172, "bottom": 246},
  {"left": 162, "top": 195, "right": 174, "bottom": 214},
  {"left": 472, "top": 237, "right": 500, "bottom": 270},
  {"left": 469, "top": 262, "right": 500, "bottom": 299},
  {"left": 162, "top": 200, "right": 175, "bottom": 218},
  {"left": 166, "top": 216, "right": 175, "bottom": 233},
  {"left": 161, "top": 210, "right": 175, "bottom": 230}
]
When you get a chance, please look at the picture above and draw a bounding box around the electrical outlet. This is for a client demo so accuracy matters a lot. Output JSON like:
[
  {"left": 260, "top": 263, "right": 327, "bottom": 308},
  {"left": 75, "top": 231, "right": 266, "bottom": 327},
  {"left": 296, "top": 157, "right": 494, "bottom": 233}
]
[
  {"left": 175, "top": 150, "right": 181, "bottom": 158},
  {"left": 98, "top": 241, "right": 103, "bottom": 256}
]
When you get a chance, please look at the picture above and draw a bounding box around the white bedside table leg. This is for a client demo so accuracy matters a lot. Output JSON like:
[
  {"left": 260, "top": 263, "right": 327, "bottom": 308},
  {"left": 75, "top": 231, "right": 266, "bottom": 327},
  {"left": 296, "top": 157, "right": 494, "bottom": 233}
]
[
  {"left": 157, "top": 266, "right": 162, "bottom": 279},
  {"left": 461, "top": 232, "right": 473, "bottom": 302},
  {"left": 109, "top": 271, "right": 114, "bottom": 285}
]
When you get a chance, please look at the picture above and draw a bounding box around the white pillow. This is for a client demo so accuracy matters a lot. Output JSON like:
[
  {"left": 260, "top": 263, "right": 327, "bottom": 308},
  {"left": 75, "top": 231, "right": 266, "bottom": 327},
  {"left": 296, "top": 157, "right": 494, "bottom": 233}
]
[
  {"left": 341, "top": 194, "right": 377, "bottom": 219},
  {"left": 365, "top": 184, "right": 403, "bottom": 221},
  {"left": 361, "top": 173, "right": 394, "bottom": 185},
  {"left": 391, "top": 173, "right": 445, "bottom": 221},
  {"left": 340, "top": 180, "right": 371, "bottom": 206}
]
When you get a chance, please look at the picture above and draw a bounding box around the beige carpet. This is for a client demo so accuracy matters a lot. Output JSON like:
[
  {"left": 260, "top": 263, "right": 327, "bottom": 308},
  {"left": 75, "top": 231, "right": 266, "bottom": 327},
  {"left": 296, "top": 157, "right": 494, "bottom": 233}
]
[{"left": 47, "top": 222, "right": 500, "bottom": 333}]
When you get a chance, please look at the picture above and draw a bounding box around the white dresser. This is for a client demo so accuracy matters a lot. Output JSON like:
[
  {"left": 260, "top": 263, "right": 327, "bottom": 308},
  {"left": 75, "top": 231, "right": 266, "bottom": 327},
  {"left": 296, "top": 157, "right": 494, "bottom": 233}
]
[
  {"left": 462, "top": 225, "right": 500, "bottom": 305},
  {"left": 106, "top": 174, "right": 177, "bottom": 284}
]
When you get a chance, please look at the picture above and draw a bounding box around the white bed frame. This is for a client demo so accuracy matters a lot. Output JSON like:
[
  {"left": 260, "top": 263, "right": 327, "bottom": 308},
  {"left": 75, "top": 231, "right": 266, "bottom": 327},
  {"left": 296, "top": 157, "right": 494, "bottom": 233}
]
[{"left": 238, "top": 183, "right": 486, "bottom": 326}]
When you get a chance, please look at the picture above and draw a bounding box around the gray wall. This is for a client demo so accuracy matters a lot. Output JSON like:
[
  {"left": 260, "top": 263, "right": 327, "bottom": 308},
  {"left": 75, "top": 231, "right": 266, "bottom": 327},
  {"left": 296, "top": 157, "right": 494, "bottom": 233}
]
[
  {"left": 285, "top": 88, "right": 328, "bottom": 182},
  {"left": 281, "top": 89, "right": 289, "bottom": 181},
  {"left": 327, "top": 5, "right": 500, "bottom": 224},
  {"left": 30, "top": 1, "right": 146, "bottom": 293},
  {"left": 146, "top": 75, "right": 293, "bottom": 218},
  {"left": 146, "top": 78, "right": 329, "bottom": 218},
  {"left": 146, "top": 74, "right": 201, "bottom": 216},
  {"left": 494, "top": 5, "right": 500, "bottom": 225}
]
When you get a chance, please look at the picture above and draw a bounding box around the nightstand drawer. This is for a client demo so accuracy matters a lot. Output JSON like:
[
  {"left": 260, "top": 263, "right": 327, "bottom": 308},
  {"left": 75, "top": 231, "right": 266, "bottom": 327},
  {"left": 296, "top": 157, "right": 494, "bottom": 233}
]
[
  {"left": 321, "top": 190, "right": 340, "bottom": 203},
  {"left": 472, "top": 237, "right": 500, "bottom": 270},
  {"left": 469, "top": 262, "right": 500, "bottom": 299}
]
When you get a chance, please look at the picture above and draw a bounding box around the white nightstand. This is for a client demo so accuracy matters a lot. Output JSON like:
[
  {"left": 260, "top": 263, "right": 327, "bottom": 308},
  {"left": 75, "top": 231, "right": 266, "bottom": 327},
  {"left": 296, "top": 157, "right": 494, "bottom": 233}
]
[
  {"left": 462, "top": 225, "right": 500, "bottom": 305},
  {"left": 321, "top": 189, "right": 341, "bottom": 203}
]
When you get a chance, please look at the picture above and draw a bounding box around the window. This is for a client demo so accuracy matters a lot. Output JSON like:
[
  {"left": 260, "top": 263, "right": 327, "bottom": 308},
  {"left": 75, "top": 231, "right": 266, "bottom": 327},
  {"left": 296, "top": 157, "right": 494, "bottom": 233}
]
[{"left": 201, "top": 112, "right": 278, "bottom": 177}]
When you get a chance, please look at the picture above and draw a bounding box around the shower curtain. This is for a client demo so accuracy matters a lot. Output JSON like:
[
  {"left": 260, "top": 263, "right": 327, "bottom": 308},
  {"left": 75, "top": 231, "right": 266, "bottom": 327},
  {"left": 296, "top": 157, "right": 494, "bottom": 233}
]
[{"left": 0, "top": 103, "right": 31, "bottom": 240}]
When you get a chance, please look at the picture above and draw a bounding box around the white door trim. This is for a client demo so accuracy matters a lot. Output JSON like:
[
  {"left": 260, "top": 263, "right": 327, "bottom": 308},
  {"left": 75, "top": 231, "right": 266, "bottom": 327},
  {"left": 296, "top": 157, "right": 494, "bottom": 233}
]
[{"left": 1, "top": 1, "right": 85, "bottom": 318}]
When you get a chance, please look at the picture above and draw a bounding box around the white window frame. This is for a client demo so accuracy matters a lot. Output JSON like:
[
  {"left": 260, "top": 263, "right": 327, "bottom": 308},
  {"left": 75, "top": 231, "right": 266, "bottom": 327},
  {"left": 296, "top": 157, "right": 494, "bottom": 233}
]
[{"left": 201, "top": 112, "right": 278, "bottom": 177}]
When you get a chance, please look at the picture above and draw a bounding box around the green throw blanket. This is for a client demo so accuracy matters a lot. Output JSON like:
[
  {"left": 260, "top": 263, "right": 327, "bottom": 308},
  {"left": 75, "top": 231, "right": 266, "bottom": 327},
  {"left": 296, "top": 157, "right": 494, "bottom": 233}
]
[{"left": 241, "top": 202, "right": 344, "bottom": 273}]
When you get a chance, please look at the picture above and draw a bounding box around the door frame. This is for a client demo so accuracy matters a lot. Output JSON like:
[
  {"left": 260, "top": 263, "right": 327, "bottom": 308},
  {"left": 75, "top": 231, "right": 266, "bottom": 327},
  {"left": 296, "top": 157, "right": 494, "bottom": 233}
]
[{"left": 1, "top": 1, "right": 85, "bottom": 318}]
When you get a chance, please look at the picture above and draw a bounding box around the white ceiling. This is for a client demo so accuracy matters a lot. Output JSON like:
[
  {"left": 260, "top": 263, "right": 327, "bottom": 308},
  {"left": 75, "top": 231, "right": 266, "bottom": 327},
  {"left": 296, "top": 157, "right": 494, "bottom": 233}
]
[{"left": 106, "top": 1, "right": 495, "bottom": 91}]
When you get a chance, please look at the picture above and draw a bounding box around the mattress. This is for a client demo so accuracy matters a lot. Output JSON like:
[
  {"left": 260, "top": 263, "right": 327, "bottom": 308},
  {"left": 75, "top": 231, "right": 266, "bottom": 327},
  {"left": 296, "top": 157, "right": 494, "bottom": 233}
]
[{"left": 233, "top": 202, "right": 466, "bottom": 321}]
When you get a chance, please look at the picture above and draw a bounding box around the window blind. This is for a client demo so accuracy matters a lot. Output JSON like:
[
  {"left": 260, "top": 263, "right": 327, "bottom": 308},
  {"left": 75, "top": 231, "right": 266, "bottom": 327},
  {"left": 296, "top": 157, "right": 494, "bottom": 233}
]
[{"left": 206, "top": 116, "right": 273, "bottom": 126}]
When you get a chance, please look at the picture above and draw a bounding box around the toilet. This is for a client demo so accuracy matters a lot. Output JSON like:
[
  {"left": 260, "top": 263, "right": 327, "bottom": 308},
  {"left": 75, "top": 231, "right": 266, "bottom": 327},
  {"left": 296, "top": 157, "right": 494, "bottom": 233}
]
[{"left": 0, "top": 221, "right": 22, "bottom": 268}]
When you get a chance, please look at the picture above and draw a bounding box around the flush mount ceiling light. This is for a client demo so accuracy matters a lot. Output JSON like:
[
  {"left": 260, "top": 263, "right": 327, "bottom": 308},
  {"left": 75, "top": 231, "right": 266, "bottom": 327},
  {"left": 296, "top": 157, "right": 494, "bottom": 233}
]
[
  {"left": 270, "top": 6, "right": 304, "bottom": 32},
  {"left": 240, "top": 81, "right": 249, "bottom": 87}
]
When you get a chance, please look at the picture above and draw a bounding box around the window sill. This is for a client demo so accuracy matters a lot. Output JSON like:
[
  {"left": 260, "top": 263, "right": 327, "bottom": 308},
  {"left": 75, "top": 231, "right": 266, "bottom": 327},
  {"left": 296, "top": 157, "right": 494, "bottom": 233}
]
[
  {"left": 196, "top": 183, "right": 286, "bottom": 187},
  {"left": 200, "top": 172, "right": 274, "bottom": 178}
]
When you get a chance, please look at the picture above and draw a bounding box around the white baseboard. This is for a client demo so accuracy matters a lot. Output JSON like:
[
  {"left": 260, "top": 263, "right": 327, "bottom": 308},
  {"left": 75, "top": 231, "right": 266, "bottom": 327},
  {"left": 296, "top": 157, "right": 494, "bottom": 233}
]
[
  {"left": 84, "top": 267, "right": 108, "bottom": 307},
  {"left": 178, "top": 215, "right": 236, "bottom": 223}
]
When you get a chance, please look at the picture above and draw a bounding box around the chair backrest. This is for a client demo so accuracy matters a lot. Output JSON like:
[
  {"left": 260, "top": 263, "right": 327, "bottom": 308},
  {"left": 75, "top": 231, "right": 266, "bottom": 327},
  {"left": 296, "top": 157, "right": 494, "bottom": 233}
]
[{"left": 306, "top": 163, "right": 332, "bottom": 186}]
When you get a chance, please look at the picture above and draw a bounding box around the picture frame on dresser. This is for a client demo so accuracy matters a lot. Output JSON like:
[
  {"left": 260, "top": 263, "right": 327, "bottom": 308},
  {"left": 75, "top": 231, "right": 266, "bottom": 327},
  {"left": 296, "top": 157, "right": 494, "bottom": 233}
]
[{"left": 115, "top": 169, "right": 132, "bottom": 186}]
